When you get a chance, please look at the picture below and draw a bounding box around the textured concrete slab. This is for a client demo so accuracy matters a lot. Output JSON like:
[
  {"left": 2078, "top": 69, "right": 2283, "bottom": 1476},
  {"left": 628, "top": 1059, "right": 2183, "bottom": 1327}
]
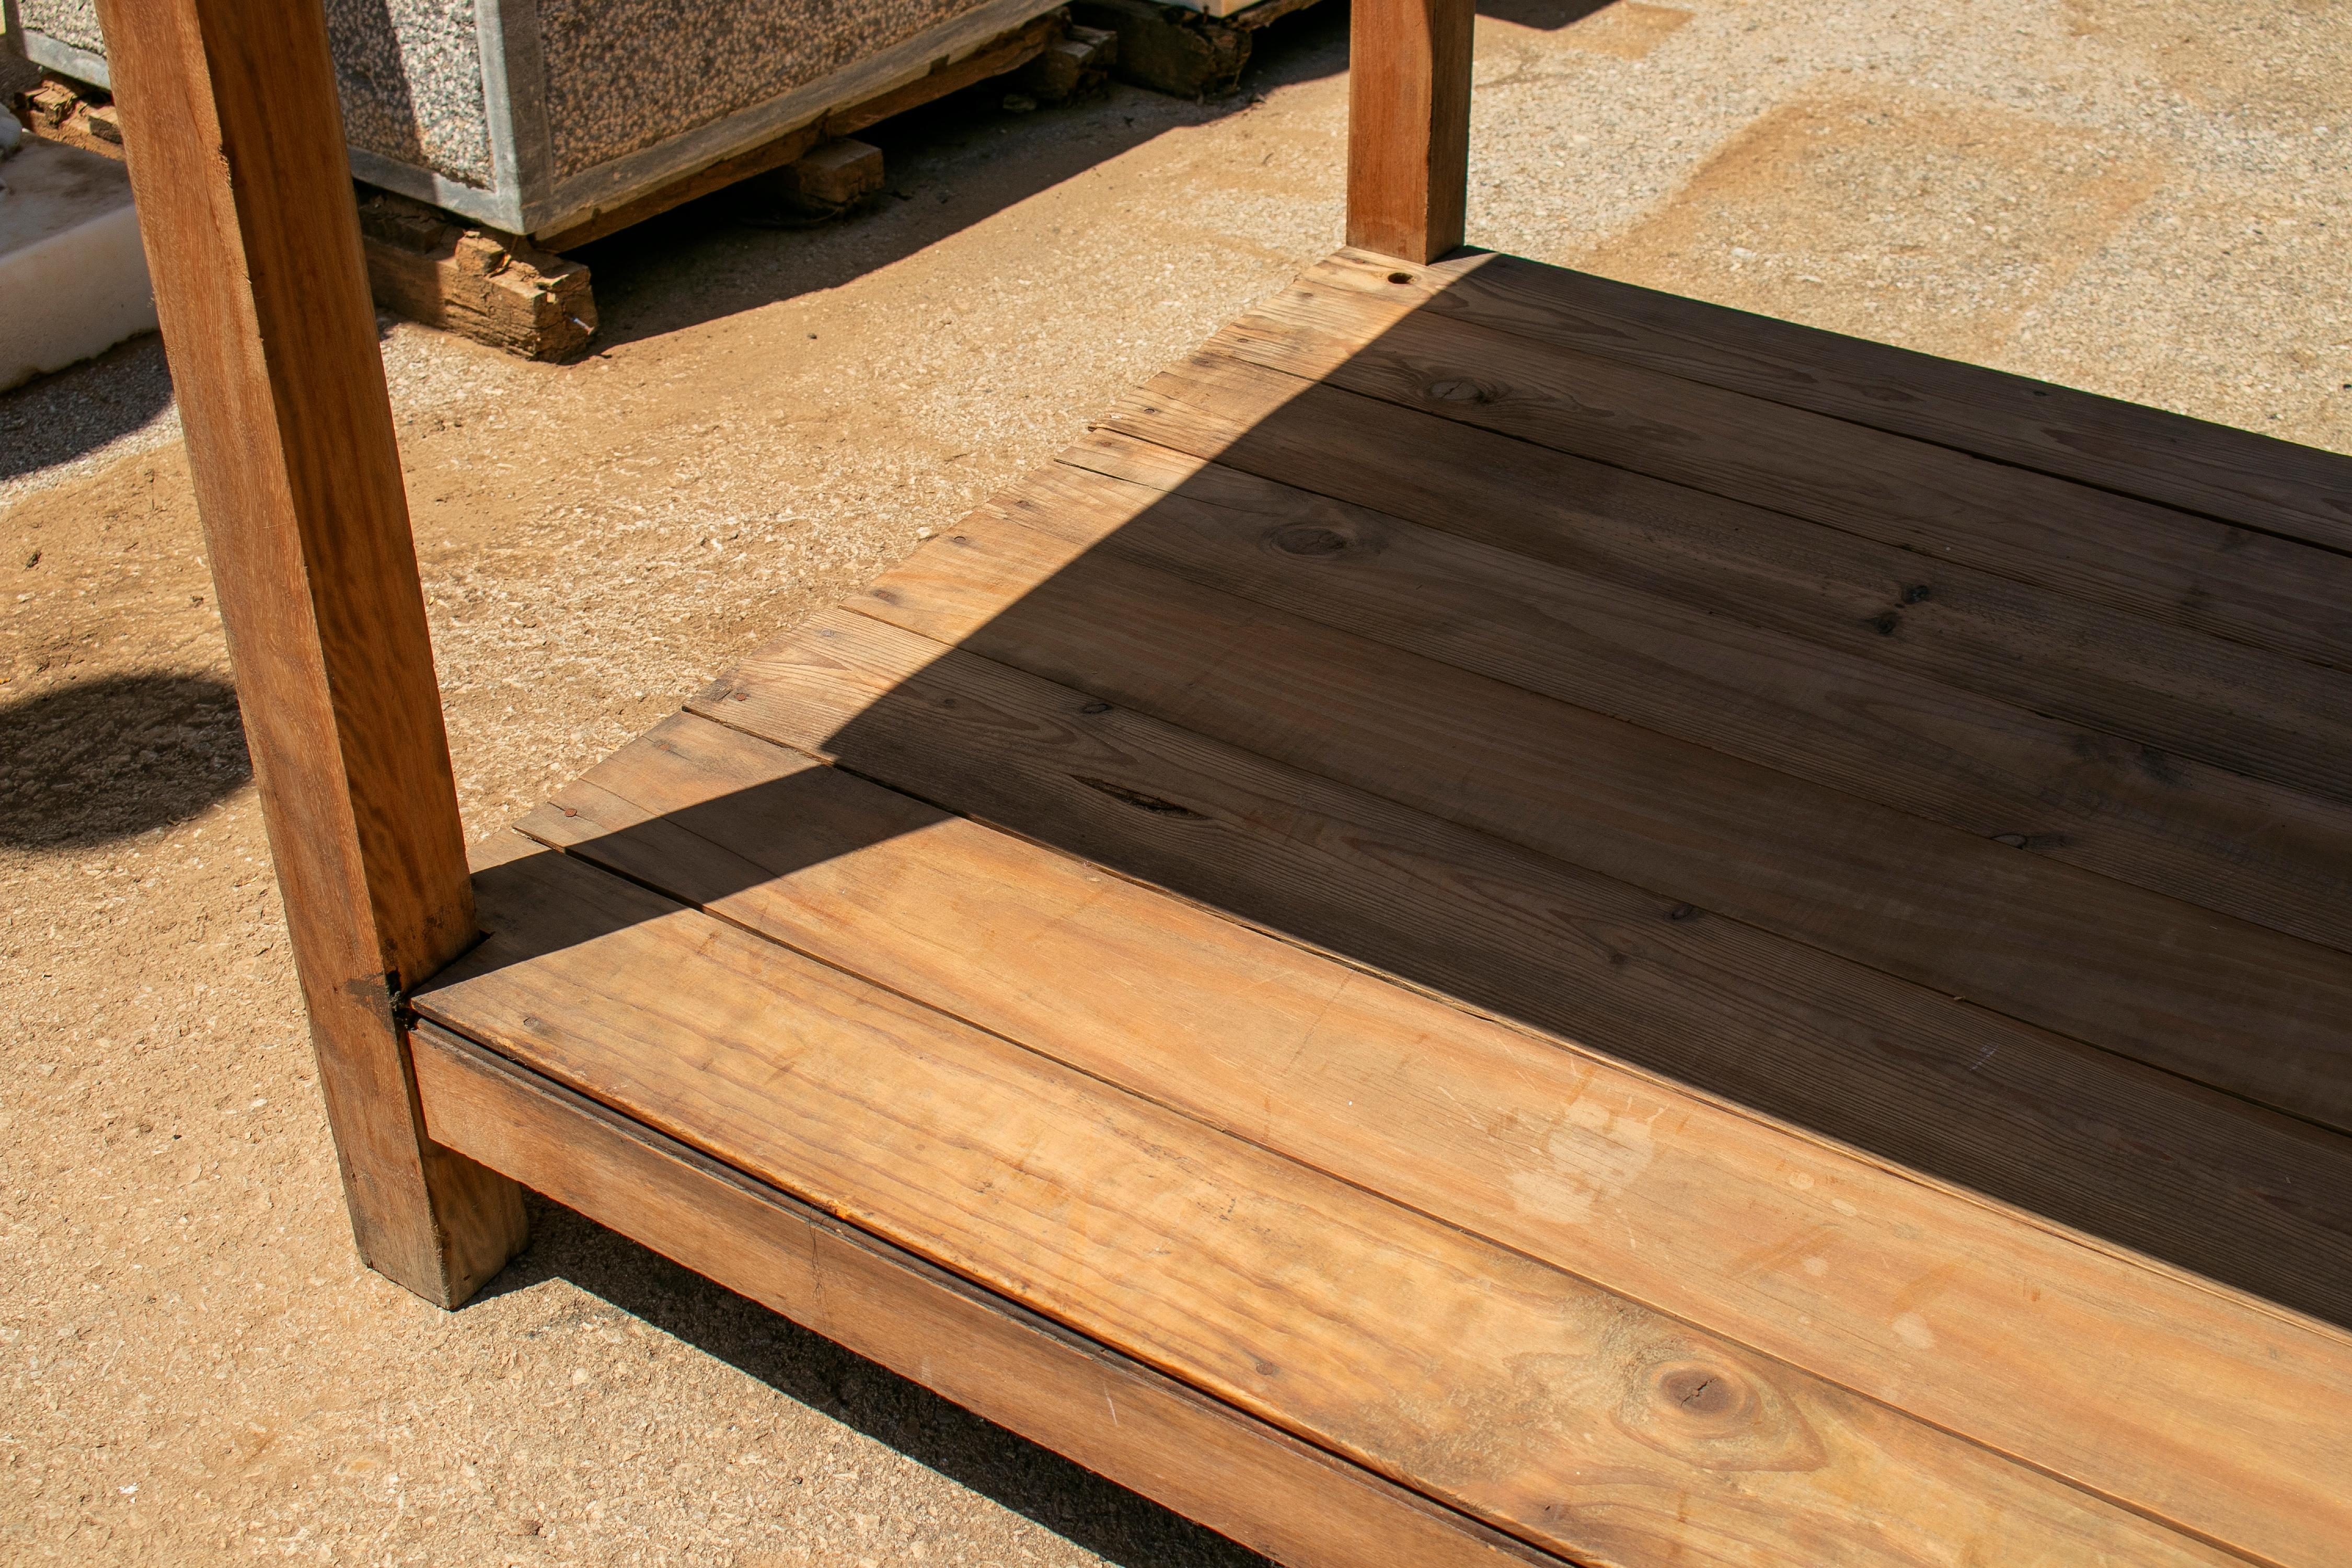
[{"left": 0, "top": 138, "right": 155, "bottom": 393}]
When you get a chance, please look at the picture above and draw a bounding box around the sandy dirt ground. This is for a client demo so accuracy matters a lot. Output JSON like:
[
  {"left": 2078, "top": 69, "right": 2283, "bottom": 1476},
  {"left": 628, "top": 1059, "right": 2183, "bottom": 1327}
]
[{"left": 3, "top": 2, "right": 2347, "bottom": 1563}]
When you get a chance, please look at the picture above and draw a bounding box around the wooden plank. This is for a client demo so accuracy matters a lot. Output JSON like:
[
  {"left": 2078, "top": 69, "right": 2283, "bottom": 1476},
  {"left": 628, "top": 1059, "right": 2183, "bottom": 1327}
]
[
  {"left": 1314, "top": 247, "right": 2352, "bottom": 554},
  {"left": 1043, "top": 431, "right": 2352, "bottom": 952},
  {"left": 535, "top": 12, "right": 1062, "bottom": 250},
  {"left": 536, "top": 124, "right": 823, "bottom": 251},
  {"left": 1096, "top": 350, "right": 2352, "bottom": 810},
  {"left": 408, "top": 1021, "right": 1559, "bottom": 1568},
  {"left": 1216, "top": 274, "right": 2352, "bottom": 671},
  {"left": 838, "top": 516, "right": 2352, "bottom": 1133},
  {"left": 412, "top": 834, "right": 2246, "bottom": 1568},
  {"left": 1344, "top": 0, "right": 1473, "bottom": 262},
  {"left": 95, "top": 0, "right": 524, "bottom": 1305},
  {"left": 822, "top": 13, "right": 1063, "bottom": 136},
  {"left": 518, "top": 709, "right": 2352, "bottom": 1568},
  {"left": 694, "top": 612, "right": 2352, "bottom": 1332}
]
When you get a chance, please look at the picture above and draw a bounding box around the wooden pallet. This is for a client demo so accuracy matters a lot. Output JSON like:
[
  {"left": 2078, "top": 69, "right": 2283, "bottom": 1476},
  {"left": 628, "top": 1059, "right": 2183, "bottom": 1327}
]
[{"left": 96, "top": 0, "right": 2352, "bottom": 1562}]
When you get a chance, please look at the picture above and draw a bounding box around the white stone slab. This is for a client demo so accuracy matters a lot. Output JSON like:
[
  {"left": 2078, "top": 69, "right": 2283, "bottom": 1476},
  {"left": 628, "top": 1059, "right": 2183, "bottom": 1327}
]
[{"left": 1, "top": 137, "right": 158, "bottom": 393}]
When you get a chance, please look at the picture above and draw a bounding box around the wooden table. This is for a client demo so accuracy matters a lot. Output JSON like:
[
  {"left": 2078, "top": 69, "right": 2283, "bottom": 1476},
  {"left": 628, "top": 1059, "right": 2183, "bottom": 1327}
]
[{"left": 92, "top": 0, "right": 2352, "bottom": 1560}]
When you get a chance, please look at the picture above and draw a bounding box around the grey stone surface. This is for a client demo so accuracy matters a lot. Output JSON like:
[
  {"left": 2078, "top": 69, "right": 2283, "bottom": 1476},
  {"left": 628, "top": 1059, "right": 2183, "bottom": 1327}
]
[
  {"left": 324, "top": 0, "right": 494, "bottom": 187},
  {"left": 17, "top": 0, "right": 104, "bottom": 56},
  {"left": 538, "top": 0, "right": 994, "bottom": 177},
  {"left": 15, "top": 0, "right": 493, "bottom": 189}
]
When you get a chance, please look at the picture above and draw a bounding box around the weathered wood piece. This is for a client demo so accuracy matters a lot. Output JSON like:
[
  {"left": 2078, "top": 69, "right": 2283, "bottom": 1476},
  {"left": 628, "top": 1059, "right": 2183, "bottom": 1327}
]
[
  {"left": 358, "top": 191, "right": 596, "bottom": 362},
  {"left": 777, "top": 138, "right": 885, "bottom": 208},
  {"left": 1223, "top": 276, "right": 2352, "bottom": 669},
  {"left": 1320, "top": 247, "right": 2352, "bottom": 554},
  {"left": 1046, "top": 432, "right": 2352, "bottom": 952},
  {"left": 95, "top": 0, "right": 524, "bottom": 1304},
  {"left": 1073, "top": 0, "right": 1250, "bottom": 98},
  {"left": 1099, "top": 350, "right": 2352, "bottom": 809},
  {"left": 414, "top": 835, "right": 2249, "bottom": 1568},
  {"left": 1345, "top": 0, "right": 1473, "bottom": 261},
  {"left": 409, "top": 1019, "right": 1556, "bottom": 1568},
  {"left": 1012, "top": 23, "right": 1118, "bottom": 100},
  {"left": 841, "top": 513, "right": 2352, "bottom": 1133},
  {"left": 699, "top": 608, "right": 2352, "bottom": 1318},
  {"left": 517, "top": 707, "right": 2352, "bottom": 1568}
]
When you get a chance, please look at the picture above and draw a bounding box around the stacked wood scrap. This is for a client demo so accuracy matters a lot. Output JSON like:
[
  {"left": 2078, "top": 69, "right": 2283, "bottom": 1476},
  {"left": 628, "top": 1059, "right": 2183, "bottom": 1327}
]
[
  {"left": 8, "top": 74, "right": 122, "bottom": 154},
  {"left": 1075, "top": 0, "right": 1323, "bottom": 98},
  {"left": 355, "top": 192, "right": 596, "bottom": 364}
]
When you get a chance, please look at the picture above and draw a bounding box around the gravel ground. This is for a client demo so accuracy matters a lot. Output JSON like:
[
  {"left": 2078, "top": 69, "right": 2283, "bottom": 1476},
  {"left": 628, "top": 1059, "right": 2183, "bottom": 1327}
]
[{"left": 3, "top": 2, "right": 2346, "bottom": 1564}]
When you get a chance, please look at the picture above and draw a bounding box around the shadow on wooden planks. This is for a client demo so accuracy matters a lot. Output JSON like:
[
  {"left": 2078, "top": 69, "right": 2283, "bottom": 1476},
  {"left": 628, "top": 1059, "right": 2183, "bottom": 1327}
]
[{"left": 460, "top": 256, "right": 2352, "bottom": 1335}]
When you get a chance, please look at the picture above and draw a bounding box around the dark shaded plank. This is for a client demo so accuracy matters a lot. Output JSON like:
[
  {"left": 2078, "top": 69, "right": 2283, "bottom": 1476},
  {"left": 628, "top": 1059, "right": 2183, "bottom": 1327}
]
[
  {"left": 409, "top": 1021, "right": 1559, "bottom": 1568},
  {"left": 97, "top": 0, "right": 523, "bottom": 1304},
  {"left": 841, "top": 517, "right": 2352, "bottom": 1132},
  {"left": 695, "top": 610, "right": 2352, "bottom": 1331},
  {"left": 1096, "top": 350, "right": 2352, "bottom": 810},
  {"left": 1345, "top": 0, "right": 1472, "bottom": 262},
  {"left": 1218, "top": 275, "right": 2352, "bottom": 671},
  {"left": 412, "top": 835, "right": 2246, "bottom": 1568},
  {"left": 1313, "top": 246, "right": 2352, "bottom": 554},
  {"left": 521, "top": 708, "right": 2352, "bottom": 1567},
  {"left": 1043, "top": 432, "right": 2352, "bottom": 952}
]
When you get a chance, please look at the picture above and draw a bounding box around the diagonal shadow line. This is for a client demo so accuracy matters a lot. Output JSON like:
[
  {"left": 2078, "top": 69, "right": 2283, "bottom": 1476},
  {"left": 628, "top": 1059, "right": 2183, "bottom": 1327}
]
[{"left": 427, "top": 253, "right": 2352, "bottom": 1341}]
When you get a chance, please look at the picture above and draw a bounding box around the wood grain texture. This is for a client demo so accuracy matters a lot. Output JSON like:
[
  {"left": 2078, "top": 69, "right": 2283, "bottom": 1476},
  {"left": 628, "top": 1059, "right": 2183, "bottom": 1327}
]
[
  {"left": 408, "top": 1021, "right": 1558, "bottom": 1568},
  {"left": 1096, "top": 350, "right": 2352, "bottom": 813},
  {"left": 413, "top": 835, "right": 2245, "bottom": 1568},
  {"left": 695, "top": 613, "right": 2352, "bottom": 1333},
  {"left": 96, "top": 0, "right": 523, "bottom": 1305},
  {"left": 517, "top": 708, "right": 2352, "bottom": 1568},
  {"left": 1043, "top": 431, "right": 2352, "bottom": 952},
  {"left": 840, "top": 515, "right": 2352, "bottom": 1133},
  {"left": 1345, "top": 0, "right": 1473, "bottom": 262},
  {"left": 1218, "top": 273, "right": 2352, "bottom": 671},
  {"left": 1315, "top": 247, "right": 2352, "bottom": 553}
]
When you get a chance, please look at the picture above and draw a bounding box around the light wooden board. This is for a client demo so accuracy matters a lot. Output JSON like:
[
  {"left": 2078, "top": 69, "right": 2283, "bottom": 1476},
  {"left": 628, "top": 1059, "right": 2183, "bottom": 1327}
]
[
  {"left": 1313, "top": 247, "right": 2352, "bottom": 555},
  {"left": 1096, "top": 350, "right": 2352, "bottom": 810},
  {"left": 1217, "top": 272, "right": 2352, "bottom": 672},
  {"left": 839, "top": 514, "right": 2352, "bottom": 1133},
  {"left": 515, "top": 708, "right": 2352, "bottom": 1568},
  {"left": 1042, "top": 430, "right": 2352, "bottom": 953},
  {"left": 413, "top": 834, "right": 2249, "bottom": 1568},
  {"left": 410, "top": 1021, "right": 1559, "bottom": 1568},
  {"left": 695, "top": 610, "right": 2352, "bottom": 1331}
]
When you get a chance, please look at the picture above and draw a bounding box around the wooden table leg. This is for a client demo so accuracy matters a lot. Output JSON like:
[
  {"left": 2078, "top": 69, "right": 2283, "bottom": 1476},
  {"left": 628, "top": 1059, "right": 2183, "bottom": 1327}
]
[
  {"left": 1346, "top": 0, "right": 1474, "bottom": 262},
  {"left": 93, "top": 0, "right": 527, "bottom": 1306}
]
